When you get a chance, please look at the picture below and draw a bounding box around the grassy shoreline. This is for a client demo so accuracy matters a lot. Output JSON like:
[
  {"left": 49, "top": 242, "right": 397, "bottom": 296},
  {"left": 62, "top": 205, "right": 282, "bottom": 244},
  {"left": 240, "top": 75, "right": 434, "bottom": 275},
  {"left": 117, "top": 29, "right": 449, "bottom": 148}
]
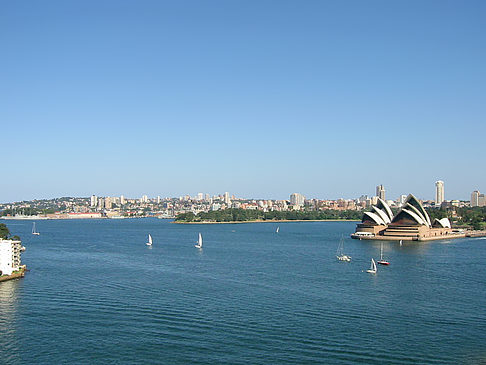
[{"left": 174, "top": 219, "right": 360, "bottom": 224}]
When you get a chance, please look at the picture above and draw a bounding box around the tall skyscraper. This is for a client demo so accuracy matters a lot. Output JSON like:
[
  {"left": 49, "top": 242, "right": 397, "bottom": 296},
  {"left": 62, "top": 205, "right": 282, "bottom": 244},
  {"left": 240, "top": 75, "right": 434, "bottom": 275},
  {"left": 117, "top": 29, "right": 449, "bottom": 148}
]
[
  {"left": 471, "top": 191, "right": 480, "bottom": 207},
  {"left": 224, "top": 192, "right": 231, "bottom": 205},
  {"left": 435, "top": 180, "right": 444, "bottom": 205},
  {"left": 120, "top": 195, "right": 125, "bottom": 205},
  {"left": 90, "top": 195, "right": 97, "bottom": 208},
  {"left": 479, "top": 194, "right": 486, "bottom": 207},
  {"left": 376, "top": 185, "right": 386, "bottom": 201}
]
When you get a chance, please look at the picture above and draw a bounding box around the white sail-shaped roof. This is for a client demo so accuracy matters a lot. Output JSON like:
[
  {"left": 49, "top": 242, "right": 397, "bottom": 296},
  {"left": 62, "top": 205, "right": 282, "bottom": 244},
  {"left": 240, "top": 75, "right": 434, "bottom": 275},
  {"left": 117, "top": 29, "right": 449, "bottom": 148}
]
[
  {"left": 404, "top": 194, "right": 431, "bottom": 227},
  {"left": 362, "top": 211, "right": 386, "bottom": 225},
  {"left": 433, "top": 217, "right": 451, "bottom": 228},
  {"left": 372, "top": 206, "right": 391, "bottom": 224},
  {"left": 377, "top": 198, "right": 394, "bottom": 221},
  {"left": 391, "top": 208, "right": 428, "bottom": 226},
  {"left": 404, "top": 203, "right": 431, "bottom": 228}
]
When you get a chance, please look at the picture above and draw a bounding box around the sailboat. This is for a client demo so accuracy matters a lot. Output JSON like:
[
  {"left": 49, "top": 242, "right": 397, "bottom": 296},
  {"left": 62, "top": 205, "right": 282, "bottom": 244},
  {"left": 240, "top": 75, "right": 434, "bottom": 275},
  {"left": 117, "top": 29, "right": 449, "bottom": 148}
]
[
  {"left": 336, "top": 236, "right": 351, "bottom": 262},
  {"left": 146, "top": 234, "right": 153, "bottom": 246},
  {"left": 366, "top": 258, "right": 377, "bottom": 274},
  {"left": 32, "top": 222, "right": 40, "bottom": 236},
  {"left": 399, "top": 240, "right": 403, "bottom": 247},
  {"left": 276, "top": 227, "right": 280, "bottom": 233},
  {"left": 377, "top": 243, "right": 390, "bottom": 265},
  {"left": 195, "top": 233, "right": 203, "bottom": 249}
]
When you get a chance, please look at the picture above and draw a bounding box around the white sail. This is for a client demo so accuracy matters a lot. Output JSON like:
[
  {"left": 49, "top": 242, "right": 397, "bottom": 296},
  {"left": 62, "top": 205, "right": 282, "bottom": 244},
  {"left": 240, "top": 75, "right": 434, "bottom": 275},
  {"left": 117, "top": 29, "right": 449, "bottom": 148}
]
[
  {"left": 380, "top": 243, "right": 383, "bottom": 260},
  {"left": 367, "top": 258, "right": 377, "bottom": 273},
  {"left": 195, "top": 233, "right": 203, "bottom": 248},
  {"left": 276, "top": 227, "right": 279, "bottom": 233},
  {"left": 146, "top": 234, "right": 152, "bottom": 246},
  {"left": 336, "top": 235, "right": 351, "bottom": 261},
  {"left": 32, "top": 222, "right": 40, "bottom": 235}
]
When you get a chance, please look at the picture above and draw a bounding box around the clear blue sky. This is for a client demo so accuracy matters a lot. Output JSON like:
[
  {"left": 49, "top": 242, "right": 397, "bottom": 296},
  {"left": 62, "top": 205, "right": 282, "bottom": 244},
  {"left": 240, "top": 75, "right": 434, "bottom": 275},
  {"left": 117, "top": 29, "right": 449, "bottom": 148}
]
[{"left": 1, "top": 0, "right": 485, "bottom": 203}]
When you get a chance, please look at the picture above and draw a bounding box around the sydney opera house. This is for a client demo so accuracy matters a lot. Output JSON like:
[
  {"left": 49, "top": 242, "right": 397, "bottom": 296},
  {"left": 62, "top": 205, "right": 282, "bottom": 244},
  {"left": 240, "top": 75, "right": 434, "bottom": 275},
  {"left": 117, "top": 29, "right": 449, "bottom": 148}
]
[{"left": 351, "top": 194, "right": 455, "bottom": 241}]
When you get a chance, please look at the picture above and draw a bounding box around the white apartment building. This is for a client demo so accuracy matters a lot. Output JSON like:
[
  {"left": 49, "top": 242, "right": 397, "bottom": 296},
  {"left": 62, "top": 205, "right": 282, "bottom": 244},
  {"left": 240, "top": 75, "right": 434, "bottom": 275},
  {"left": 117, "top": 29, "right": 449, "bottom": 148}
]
[
  {"left": 290, "top": 193, "right": 305, "bottom": 207},
  {"left": 435, "top": 180, "right": 444, "bottom": 205},
  {"left": 0, "top": 239, "right": 22, "bottom": 276}
]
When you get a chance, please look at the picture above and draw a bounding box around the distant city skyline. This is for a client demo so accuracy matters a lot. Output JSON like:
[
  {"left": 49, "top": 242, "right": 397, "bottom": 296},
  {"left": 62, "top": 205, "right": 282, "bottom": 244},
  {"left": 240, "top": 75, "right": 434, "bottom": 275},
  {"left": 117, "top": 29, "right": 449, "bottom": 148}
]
[
  {"left": 2, "top": 180, "right": 483, "bottom": 204},
  {"left": 2, "top": 1, "right": 485, "bottom": 203}
]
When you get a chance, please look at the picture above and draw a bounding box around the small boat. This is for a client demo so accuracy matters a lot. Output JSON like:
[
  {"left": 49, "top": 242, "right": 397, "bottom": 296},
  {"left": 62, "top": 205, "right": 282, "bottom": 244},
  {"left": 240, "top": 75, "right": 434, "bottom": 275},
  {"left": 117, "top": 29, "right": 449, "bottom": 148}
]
[
  {"left": 276, "top": 227, "right": 280, "bottom": 233},
  {"left": 336, "top": 235, "right": 351, "bottom": 262},
  {"left": 377, "top": 243, "right": 390, "bottom": 265},
  {"left": 146, "top": 234, "right": 153, "bottom": 246},
  {"left": 366, "top": 258, "right": 377, "bottom": 274},
  {"left": 195, "top": 233, "right": 203, "bottom": 249},
  {"left": 32, "top": 222, "right": 40, "bottom": 236}
]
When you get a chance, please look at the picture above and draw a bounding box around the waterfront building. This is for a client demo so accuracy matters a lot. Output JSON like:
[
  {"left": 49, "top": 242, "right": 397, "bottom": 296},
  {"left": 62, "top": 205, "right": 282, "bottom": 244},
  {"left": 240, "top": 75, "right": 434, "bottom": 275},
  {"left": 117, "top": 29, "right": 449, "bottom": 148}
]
[
  {"left": 0, "top": 239, "right": 22, "bottom": 276},
  {"left": 141, "top": 195, "right": 148, "bottom": 203},
  {"left": 120, "top": 195, "right": 125, "bottom": 205},
  {"left": 290, "top": 193, "right": 305, "bottom": 207},
  {"left": 90, "top": 195, "right": 97, "bottom": 208},
  {"left": 376, "top": 185, "right": 386, "bottom": 201},
  {"left": 435, "top": 180, "right": 445, "bottom": 206},
  {"left": 353, "top": 194, "right": 452, "bottom": 241}
]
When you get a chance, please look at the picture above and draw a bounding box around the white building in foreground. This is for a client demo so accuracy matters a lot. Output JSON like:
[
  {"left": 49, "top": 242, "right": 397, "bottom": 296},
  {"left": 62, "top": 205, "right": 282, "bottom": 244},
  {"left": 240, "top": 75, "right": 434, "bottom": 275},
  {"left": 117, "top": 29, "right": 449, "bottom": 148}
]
[{"left": 0, "top": 239, "right": 22, "bottom": 276}]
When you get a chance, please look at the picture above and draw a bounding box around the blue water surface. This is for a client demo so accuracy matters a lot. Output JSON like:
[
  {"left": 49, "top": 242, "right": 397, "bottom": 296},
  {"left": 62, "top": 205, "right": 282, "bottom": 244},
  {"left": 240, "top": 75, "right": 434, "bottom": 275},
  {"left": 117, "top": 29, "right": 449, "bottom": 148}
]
[{"left": 1, "top": 219, "right": 485, "bottom": 364}]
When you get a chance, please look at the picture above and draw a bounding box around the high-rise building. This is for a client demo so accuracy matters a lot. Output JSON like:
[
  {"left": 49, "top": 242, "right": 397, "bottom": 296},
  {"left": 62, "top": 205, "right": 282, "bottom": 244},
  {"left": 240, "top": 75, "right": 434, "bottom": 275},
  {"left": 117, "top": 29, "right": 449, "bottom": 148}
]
[
  {"left": 141, "top": 195, "right": 148, "bottom": 203},
  {"left": 90, "top": 195, "right": 97, "bottom": 208},
  {"left": 376, "top": 185, "right": 386, "bottom": 201},
  {"left": 120, "top": 195, "right": 125, "bottom": 205},
  {"left": 479, "top": 194, "right": 486, "bottom": 207},
  {"left": 157, "top": 196, "right": 161, "bottom": 204},
  {"left": 290, "top": 193, "right": 305, "bottom": 206},
  {"left": 435, "top": 180, "right": 445, "bottom": 205},
  {"left": 399, "top": 194, "right": 407, "bottom": 206},
  {"left": 104, "top": 197, "right": 112, "bottom": 209},
  {"left": 197, "top": 193, "right": 204, "bottom": 201},
  {"left": 471, "top": 191, "right": 480, "bottom": 207},
  {"left": 224, "top": 192, "right": 231, "bottom": 205}
]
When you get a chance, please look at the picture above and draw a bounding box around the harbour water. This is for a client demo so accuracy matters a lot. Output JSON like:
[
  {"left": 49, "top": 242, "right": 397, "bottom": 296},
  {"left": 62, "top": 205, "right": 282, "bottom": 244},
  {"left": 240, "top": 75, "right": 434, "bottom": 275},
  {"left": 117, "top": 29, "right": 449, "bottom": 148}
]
[{"left": 1, "top": 219, "right": 485, "bottom": 364}]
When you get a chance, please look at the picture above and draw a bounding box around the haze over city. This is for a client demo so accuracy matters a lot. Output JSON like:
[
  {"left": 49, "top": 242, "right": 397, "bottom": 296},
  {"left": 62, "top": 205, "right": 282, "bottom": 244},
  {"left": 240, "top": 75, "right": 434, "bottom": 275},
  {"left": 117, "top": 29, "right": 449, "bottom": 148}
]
[{"left": 2, "top": 1, "right": 485, "bottom": 203}]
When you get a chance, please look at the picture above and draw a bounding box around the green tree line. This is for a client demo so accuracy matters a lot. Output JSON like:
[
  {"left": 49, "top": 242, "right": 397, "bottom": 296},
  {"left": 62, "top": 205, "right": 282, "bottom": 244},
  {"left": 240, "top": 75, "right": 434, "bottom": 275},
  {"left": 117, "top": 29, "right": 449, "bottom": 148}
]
[{"left": 175, "top": 208, "right": 362, "bottom": 223}]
